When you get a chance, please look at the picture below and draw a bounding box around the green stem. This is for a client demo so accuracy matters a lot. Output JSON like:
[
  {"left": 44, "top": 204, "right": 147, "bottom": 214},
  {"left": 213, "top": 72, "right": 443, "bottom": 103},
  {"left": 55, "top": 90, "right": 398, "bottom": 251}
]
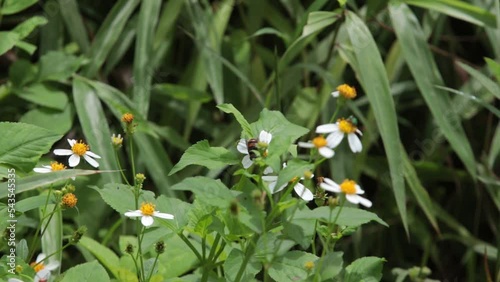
[
  {"left": 101, "top": 217, "right": 123, "bottom": 247},
  {"left": 234, "top": 236, "right": 259, "bottom": 282},
  {"left": 178, "top": 233, "right": 203, "bottom": 263},
  {"left": 146, "top": 253, "right": 160, "bottom": 282},
  {"left": 129, "top": 136, "right": 137, "bottom": 187},
  {"left": 28, "top": 188, "right": 53, "bottom": 261},
  {"left": 114, "top": 149, "right": 130, "bottom": 185},
  {"left": 137, "top": 226, "right": 146, "bottom": 282},
  {"left": 328, "top": 102, "right": 343, "bottom": 124}
]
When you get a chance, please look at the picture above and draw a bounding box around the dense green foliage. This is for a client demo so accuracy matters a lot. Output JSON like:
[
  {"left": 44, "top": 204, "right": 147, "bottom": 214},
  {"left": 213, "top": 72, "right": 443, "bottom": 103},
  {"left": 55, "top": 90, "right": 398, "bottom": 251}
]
[{"left": 0, "top": 0, "right": 499, "bottom": 281}]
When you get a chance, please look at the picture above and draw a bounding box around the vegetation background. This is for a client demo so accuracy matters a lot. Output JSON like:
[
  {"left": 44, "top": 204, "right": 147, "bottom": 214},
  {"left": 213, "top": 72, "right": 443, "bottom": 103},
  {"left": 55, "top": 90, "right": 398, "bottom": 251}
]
[{"left": 0, "top": 0, "right": 498, "bottom": 281}]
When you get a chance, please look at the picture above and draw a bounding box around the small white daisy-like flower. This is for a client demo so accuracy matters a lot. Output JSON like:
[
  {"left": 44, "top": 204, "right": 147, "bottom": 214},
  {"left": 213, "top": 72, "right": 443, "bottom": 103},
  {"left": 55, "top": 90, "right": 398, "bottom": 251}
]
[
  {"left": 298, "top": 135, "right": 335, "bottom": 158},
  {"left": 262, "top": 164, "right": 314, "bottom": 202},
  {"left": 54, "top": 139, "right": 101, "bottom": 168},
  {"left": 316, "top": 117, "right": 362, "bottom": 153},
  {"left": 331, "top": 84, "right": 357, "bottom": 100},
  {"left": 236, "top": 130, "right": 272, "bottom": 169},
  {"left": 30, "top": 253, "right": 60, "bottom": 282},
  {"left": 33, "top": 161, "right": 75, "bottom": 180},
  {"left": 320, "top": 178, "right": 372, "bottom": 207},
  {"left": 124, "top": 202, "right": 174, "bottom": 227}
]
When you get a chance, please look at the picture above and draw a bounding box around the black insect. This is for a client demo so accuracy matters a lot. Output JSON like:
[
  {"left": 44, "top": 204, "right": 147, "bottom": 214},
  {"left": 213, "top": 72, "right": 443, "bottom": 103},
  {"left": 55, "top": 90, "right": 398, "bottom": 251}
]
[{"left": 247, "top": 138, "right": 258, "bottom": 160}]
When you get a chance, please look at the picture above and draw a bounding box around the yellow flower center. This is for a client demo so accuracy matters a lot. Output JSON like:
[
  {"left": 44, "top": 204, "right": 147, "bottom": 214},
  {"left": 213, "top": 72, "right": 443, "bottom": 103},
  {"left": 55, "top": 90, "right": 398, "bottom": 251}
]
[
  {"left": 312, "top": 136, "right": 327, "bottom": 148},
  {"left": 62, "top": 193, "right": 78, "bottom": 208},
  {"left": 111, "top": 134, "right": 123, "bottom": 146},
  {"left": 121, "top": 113, "right": 134, "bottom": 124},
  {"left": 337, "top": 84, "right": 356, "bottom": 99},
  {"left": 30, "top": 262, "right": 44, "bottom": 273},
  {"left": 71, "top": 141, "right": 89, "bottom": 156},
  {"left": 50, "top": 161, "right": 66, "bottom": 171},
  {"left": 338, "top": 118, "right": 357, "bottom": 134},
  {"left": 304, "top": 261, "right": 315, "bottom": 271},
  {"left": 140, "top": 202, "right": 156, "bottom": 216},
  {"left": 340, "top": 179, "right": 357, "bottom": 195}
]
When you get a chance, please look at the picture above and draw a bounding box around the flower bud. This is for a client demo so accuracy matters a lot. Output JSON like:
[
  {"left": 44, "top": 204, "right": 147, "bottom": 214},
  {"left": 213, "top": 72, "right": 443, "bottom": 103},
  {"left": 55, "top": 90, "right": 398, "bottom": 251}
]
[
  {"left": 154, "top": 241, "right": 165, "bottom": 254},
  {"left": 70, "top": 226, "right": 87, "bottom": 244}
]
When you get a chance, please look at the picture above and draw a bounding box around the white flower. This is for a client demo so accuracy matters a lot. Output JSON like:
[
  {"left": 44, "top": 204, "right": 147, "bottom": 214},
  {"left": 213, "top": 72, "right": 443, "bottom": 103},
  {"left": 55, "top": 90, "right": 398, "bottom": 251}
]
[
  {"left": 54, "top": 139, "right": 101, "bottom": 168},
  {"left": 33, "top": 161, "right": 75, "bottom": 180},
  {"left": 320, "top": 178, "right": 372, "bottom": 207},
  {"left": 316, "top": 118, "right": 362, "bottom": 153},
  {"left": 298, "top": 136, "right": 335, "bottom": 158},
  {"left": 262, "top": 164, "right": 314, "bottom": 202},
  {"left": 31, "top": 253, "right": 60, "bottom": 282},
  {"left": 236, "top": 130, "right": 272, "bottom": 169},
  {"left": 124, "top": 202, "right": 174, "bottom": 227}
]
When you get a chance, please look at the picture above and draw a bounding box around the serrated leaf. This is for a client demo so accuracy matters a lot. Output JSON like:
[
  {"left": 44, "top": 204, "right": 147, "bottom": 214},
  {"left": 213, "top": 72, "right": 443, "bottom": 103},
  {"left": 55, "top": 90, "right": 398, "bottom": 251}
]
[
  {"left": 268, "top": 251, "right": 318, "bottom": 282},
  {"left": 156, "top": 195, "right": 191, "bottom": 231},
  {"left": 60, "top": 260, "right": 110, "bottom": 282},
  {"left": 320, "top": 252, "right": 343, "bottom": 279},
  {"left": 224, "top": 249, "right": 261, "bottom": 282},
  {"left": 0, "top": 122, "right": 62, "bottom": 173},
  {"left": 217, "top": 103, "right": 253, "bottom": 138},
  {"left": 296, "top": 206, "right": 388, "bottom": 227},
  {"left": 344, "top": 256, "right": 385, "bottom": 282},
  {"left": 169, "top": 140, "right": 239, "bottom": 175},
  {"left": 170, "top": 176, "right": 237, "bottom": 208},
  {"left": 274, "top": 159, "right": 314, "bottom": 195},
  {"left": 90, "top": 184, "right": 156, "bottom": 214}
]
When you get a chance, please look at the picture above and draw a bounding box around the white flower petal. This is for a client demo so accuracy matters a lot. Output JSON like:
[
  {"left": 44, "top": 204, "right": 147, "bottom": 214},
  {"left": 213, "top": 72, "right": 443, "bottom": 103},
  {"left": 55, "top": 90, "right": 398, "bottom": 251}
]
[
  {"left": 36, "top": 253, "right": 47, "bottom": 263},
  {"left": 318, "top": 147, "right": 335, "bottom": 158},
  {"left": 35, "top": 269, "right": 51, "bottom": 282},
  {"left": 358, "top": 196, "right": 372, "bottom": 208},
  {"left": 153, "top": 211, "right": 174, "bottom": 219},
  {"left": 345, "top": 194, "right": 360, "bottom": 204},
  {"left": 8, "top": 278, "right": 24, "bottom": 282},
  {"left": 259, "top": 130, "right": 272, "bottom": 144},
  {"left": 294, "top": 183, "right": 314, "bottom": 201},
  {"left": 241, "top": 155, "right": 253, "bottom": 169},
  {"left": 347, "top": 133, "right": 362, "bottom": 153},
  {"left": 33, "top": 167, "right": 52, "bottom": 173},
  {"left": 141, "top": 216, "right": 154, "bottom": 227},
  {"left": 356, "top": 129, "right": 363, "bottom": 136},
  {"left": 331, "top": 91, "right": 339, "bottom": 97},
  {"left": 298, "top": 142, "right": 314, "bottom": 148},
  {"left": 267, "top": 181, "right": 278, "bottom": 193},
  {"left": 326, "top": 131, "right": 344, "bottom": 148},
  {"left": 263, "top": 166, "right": 274, "bottom": 174},
  {"left": 67, "top": 139, "right": 76, "bottom": 146},
  {"left": 85, "top": 151, "right": 101, "bottom": 159},
  {"left": 53, "top": 149, "right": 73, "bottom": 156},
  {"left": 323, "top": 177, "right": 337, "bottom": 187},
  {"left": 237, "top": 139, "right": 248, "bottom": 154},
  {"left": 83, "top": 154, "right": 99, "bottom": 168},
  {"left": 262, "top": 175, "right": 278, "bottom": 182},
  {"left": 124, "top": 210, "right": 143, "bottom": 218},
  {"left": 68, "top": 154, "right": 80, "bottom": 167},
  {"left": 316, "top": 123, "right": 338, "bottom": 133},
  {"left": 273, "top": 183, "right": 287, "bottom": 194},
  {"left": 320, "top": 182, "right": 341, "bottom": 193},
  {"left": 355, "top": 184, "right": 365, "bottom": 195},
  {"left": 44, "top": 261, "right": 60, "bottom": 271}
]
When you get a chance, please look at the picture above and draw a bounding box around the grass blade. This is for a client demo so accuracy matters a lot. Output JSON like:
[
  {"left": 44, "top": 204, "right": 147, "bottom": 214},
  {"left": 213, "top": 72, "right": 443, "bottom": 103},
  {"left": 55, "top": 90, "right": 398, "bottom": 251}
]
[{"left": 58, "top": 0, "right": 90, "bottom": 53}]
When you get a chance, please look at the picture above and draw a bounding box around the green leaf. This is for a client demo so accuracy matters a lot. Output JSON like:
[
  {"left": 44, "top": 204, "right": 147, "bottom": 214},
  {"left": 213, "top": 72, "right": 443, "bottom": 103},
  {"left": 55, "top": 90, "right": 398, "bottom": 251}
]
[
  {"left": 457, "top": 61, "right": 500, "bottom": 99},
  {"left": 0, "top": 32, "right": 19, "bottom": 56},
  {"left": 436, "top": 86, "right": 500, "bottom": 118},
  {"left": 60, "top": 260, "right": 110, "bottom": 282},
  {"left": 169, "top": 140, "right": 239, "bottom": 175},
  {"left": 154, "top": 84, "right": 212, "bottom": 103},
  {"left": 404, "top": 0, "right": 496, "bottom": 28},
  {"left": 0, "top": 122, "right": 61, "bottom": 173},
  {"left": 12, "top": 16, "right": 48, "bottom": 39},
  {"left": 16, "top": 239, "right": 29, "bottom": 262},
  {"left": 485, "top": 58, "right": 500, "bottom": 83},
  {"left": 78, "top": 236, "right": 120, "bottom": 278},
  {"left": 344, "top": 257, "right": 385, "bottom": 282},
  {"left": 9, "top": 59, "right": 37, "bottom": 87},
  {"left": 90, "top": 184, "right": 155, "bottom": 214},
  {"left": 59, "top": 0, "right": 90, "bottom": 53},
  {"left": 0, "top": 169, "right": 101, "bottom": 198},
  {"left": 157, "top": 235, "right": 198, "bottom": 278},
  {"left": 319, "top": 252, "right": 343, "bottom": 280},
  {"left": 0, "top": 0, "right": 38, "bottom": 15},
  {"left": 345, "top": 12, "right": 407, "bottom": 233},
  {"left": 16, "top": 195, "right": 50, "bottom": 213},
  {"left": 217, "top": 103, "right": 253, "bottom": 138},
  {"left": 19, "top": 105, "right": 74, "bottom": 135},
  {"left": 274, "top": 159, "right": 314, "bottom": 195},
  {"left": 223, "top": 249, "right": 261, "bottom": 282},
  {"left": 296, "top": 206, "right": 388, "bottom": 227},
  {"left": 170, "top": 176, "right": 237, "bottom": 208},
  {"left": 37, "top": 51, "right": 86, "bottom": 82},
  {"left": 156, "top": 195, "right": 191, "bottom": 231},
  {"left": 15, "top": 83, "right": 68, "bottom": 110},
  {"left": 268, "top": 251, "right": 318, "bottom": 281},
  {"left": 251, "top": 108, "right": 309, "bottom": 141},
  {"left": 389, "top": 4, "right": 477, "bottom": 178}
]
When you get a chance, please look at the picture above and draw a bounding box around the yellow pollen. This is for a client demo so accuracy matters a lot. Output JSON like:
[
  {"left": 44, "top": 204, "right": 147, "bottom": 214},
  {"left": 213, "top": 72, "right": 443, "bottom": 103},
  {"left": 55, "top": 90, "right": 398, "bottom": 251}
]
[
  {"left": 337, "top": 118, "right": 357, "bottom": 134},
  {"left": 304, "top": 261, "right": 315, "bottom": 271},
  {"left": 340, "top": 179, "right": 357, "bottom": 195},
  {"left": 50, "top": 161, "right": 66, "bottom": 171},
  {"left": 262, "top": 150, "right": 268, "bottom": 158},
  {"left": 312, "top": 136, "right": 327, "bottom": 148},
  {"left": 62, "top": 193, "right": 78, "bottom": 208},
  {"left": 337, "top": 84, "right": 356, "bottom": 99},
  {"left": 140, "top": 202, "right": 156, "bottom": 216},
  {"left": 71, "top": 141, "right": 89, "bottom": 156},
  {"left": 31, "top": 262, "right": 44, "bottom": 273},
  {"left": 121, "top": 113, "right": 134, "bottom": 124}
]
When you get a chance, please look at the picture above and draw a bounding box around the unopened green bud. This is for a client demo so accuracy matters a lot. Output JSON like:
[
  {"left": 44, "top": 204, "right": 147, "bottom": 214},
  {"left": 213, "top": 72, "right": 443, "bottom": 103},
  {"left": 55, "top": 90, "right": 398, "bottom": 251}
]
[
  {"left": 71, "top": 226, "right": 87, "bottom": 244},
  {"left": 229, "top": 199, "right": 239, "bottom": 216},
  {"left": 155, "top": 241, "right": 165, "bottom": 254},
  {"left": 125, "top": 243, "right": 134, "bottom": 254},
  {"left": 135, "top": 173, "right": 146, "bottom": 185}
]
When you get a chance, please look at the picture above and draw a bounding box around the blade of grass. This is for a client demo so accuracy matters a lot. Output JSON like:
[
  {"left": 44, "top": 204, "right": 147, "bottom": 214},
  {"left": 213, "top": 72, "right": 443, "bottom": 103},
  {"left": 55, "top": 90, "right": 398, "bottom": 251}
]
[
  {"left": 435, "top": 86, "right": 500, "bottom": 118},
  {"left": 389, "top": 3, "right": 477, "bottom": 178},
  {"left": 40, "top": 203, "right": 62, "bottom": 276},
  {"left": 133, "top": 0, "right": 161, "bottom": 117},
  {"left": 58, "top": 0, "right": 90, "bottom": 53},
  {"left": 456, "top": 62, "right": 500, "bottom": 100},
  {"left": 345, "top": 11, "right": 408, "bottom": 234}
]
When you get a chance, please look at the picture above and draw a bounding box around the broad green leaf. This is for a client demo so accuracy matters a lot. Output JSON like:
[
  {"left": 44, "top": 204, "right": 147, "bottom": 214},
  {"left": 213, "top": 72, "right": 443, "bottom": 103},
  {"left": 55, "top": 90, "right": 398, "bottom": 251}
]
[
  {"left": 156, "top": 195, "right": 191, "bottom": 231},
  {"left": 169, "top": 140, "right": 239, "bottom": 175},
  {"left": 78, "top": 236, "right": 120, "bottom": 277},
  {"left": 0, "top": 0, "right": 38, "bottom": 15},
  {"left": 15, "top": 83, "right": 68, "bottom": 110},
  {"left": 73, "top": 79, "right": 120, "bottom": 183},
  {"left": 390, "top": 4, "right": 477, "bottom": 178},
  {"left": 217, "top": 103, "right": 253, "bottom": 138},
  {"left": 16, "top": 195, "right": 51, "bottom": 213},
  {"left": 457, "top": 62, "right": 500, "bottom": 99},
  {"left": 90, "top": 184, "right": 155, "bottom": 214},
  {"left": 19, "top": 105, "right": 74, "bottom": 135},
  {"left": 37, "top": 51, "right": 86, "bottom": 82},
  {"left": 319, "top": 252, "right": 343, "bottom": 280},
  {"left": 170, "top": 176, "right": 237, "bottom": 208},
  {"left": 60, "top": 260, "right": 110, "bottom": 282},
  {"left": 16, "top": 239, "right": 29, "bottom": 262},
  {"left": 12, "top": 16, "right": 47, "bottom": 39},
  {"left": 9, "top": 59, "right": 37, "bottom": 87},
  {"left": 274, "top": 159, "right": 314, "bottom": 195},
  {"left": 250, "top": 108, "right": 309, "bottom": 141},
  {"left": 344, "top": 256, "right": 385, "bottom": 282},
  {"left": 296, "top": 206, "right": 388, "bottom": 227},
  {"left": 154, "top": 84, "right": 212, "bottom": 103},
  {"left": 345, "top": 12, "right": 407, "bottom": 233},
  {"left": 0, "top": 169, "right": 101, "bottom": 198},
  {"left": 268, "top": 251, "right": 318, "bottom": 281},
  {"left": 82, "top": 0, "right": 140, "bottom": 77},
  {"left": 223, "top": 249, "right": 261, "bottom": 282},
  {"left": 404, "top": 0, "right": 496, "bottom": 28},
  {"left": 157, "top": 235, "right": 198, "bottom": 278},
  {"left": 15, "top": 41, "right": 36, "bottom": 55},
  {"left": 0, "top": 32, "right": 19, "bottom": 56},
  {"left": 0, "top": 122, "right": 61, "bottom": 173}
]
